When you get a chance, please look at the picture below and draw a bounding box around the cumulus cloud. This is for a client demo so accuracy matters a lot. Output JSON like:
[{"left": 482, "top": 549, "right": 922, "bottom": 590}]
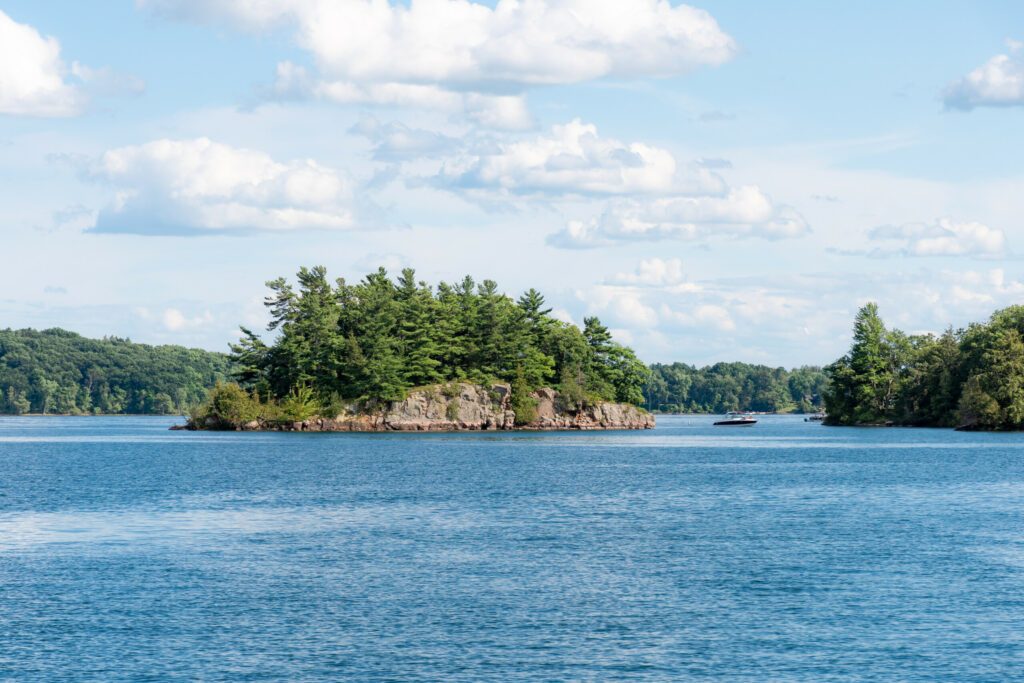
[
  {"left": 87, "top": 138, "right": 355, "bottom": 234},
  {"left": 571, "top": 259, "right": 1024, "bottom": 366},
  {"left": 944, "top": 41, "right": 1024, "bottom": 110},
  {"left": 868, "top": 218, "right": 1007, "bottom": 257},
  {"left": 272, "top": 61, "right": 532, "bottom": 129},
  {"left": 0, "top": 10, "right": 84, "bottom": 116},
  {"left": 435, "top": 119, "right": 722, "bottom": 199},
  {"left": 660, "top": 303, "right": 736, "bottom": 332},
  {"left": 161, "top": 307, "right": 214, "bottom": 331},
  {"left": 136, "top": 306, "right": 215, "bottom": 332},
  {"left": 609, "top": 257, "right": 690, "bottom": 287},
  {"left": 549, "top": 186, "right": 809, "bottom": 248},
  {"left": 577, "top": 285, "right": 659, "bottom": 328},
  {"left": 0, "top": 10, "right": 142, "bottom": 117},
  {"left": 349, "top": 116, "right": 461, "bottom": 162},
  {"left": 139, "top": 0, "right": 737, "bottom": 125}
]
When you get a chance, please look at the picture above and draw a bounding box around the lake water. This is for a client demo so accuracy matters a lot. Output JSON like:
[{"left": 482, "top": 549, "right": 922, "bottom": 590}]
[{"left": 1, "top": 415, "right": 1023, "bottom": 681}]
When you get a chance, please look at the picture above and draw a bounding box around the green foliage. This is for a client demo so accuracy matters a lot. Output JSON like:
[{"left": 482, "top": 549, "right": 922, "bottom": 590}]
[
  {"left": 826, "top": 303, "right": 1024, "bottom": 429},
  {"left": 824, "top": 303, "right": 909, "bottom": 425},
  {"left": 277, "top": 384, "right": 322, "bottom": 423},
  {"left": 957, "top": 375, "right": 1001, "bottom": 428},
  {"left": 233, "top": 265, "right": 649, "bottom": 407},
  {"left": 194, "top": 382, "right": 261, "bottom": 427},
  {"left": 644, "top": 362, "right": 826, "bottom": 413},
  {"left": 557, "top": 364, "right": 590, "bottom": 411},
  {"left": 510, "top": 367, "right": 538, "bottom": 425},
  {"left": 0, "top": 328, "right": 232, "bottom": 415}
]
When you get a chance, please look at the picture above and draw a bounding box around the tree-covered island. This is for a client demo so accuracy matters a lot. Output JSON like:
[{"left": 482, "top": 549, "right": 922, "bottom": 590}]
[
  {"left": 189, "top": 266, "right": 654, "bottom": 431},
  {"left": 825, "top": 302, "right": 1024, "bottom": 430}
]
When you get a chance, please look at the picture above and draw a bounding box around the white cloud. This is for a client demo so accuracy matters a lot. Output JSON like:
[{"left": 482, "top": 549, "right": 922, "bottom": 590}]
[
  {"left": 549, "top": 186, "right": 809, "bottom": 248},
  {"left": 869, "top": 218, "right": 1007, "bottom": 257},
  {"left": 944, "top": 46, "right": 1024, "bottom": 110},
  {"left": 437, "top": 119, "right": 691, "bottom": 196},
  {"left": 0, "top": 11, "right": 141, "bottom": 117},
  {"left": 349, "top": 115, "right": 461, "bottom": 162},
  {"left": 272, "top": 61, "right": 532, "bottom": 129},
  {"left": 0, "top": 10, "right": 83, "bottom": 116},
  {"left": 161, "top": 307, "right": 213, "bottom": 331},
  {"left": 550, "top": 307, "right": 576, "bottom": 325},
  {"left": 609, "top": 258, "right": 686, "bottom": 286},
  {"left": 140, "top": 0, "right": 736, "bottom": 125},
  {"left": 660, "top": 303, "right": 736, "bottom": 332},
  {"left": 70, "top": 62, "right": 145, "bottom": 98},
  {"left": 577, "top": 285, "right": 659, "bottom": 328},
  {"left": 87, "top": 138, "right": 355, "bottom": 234}
]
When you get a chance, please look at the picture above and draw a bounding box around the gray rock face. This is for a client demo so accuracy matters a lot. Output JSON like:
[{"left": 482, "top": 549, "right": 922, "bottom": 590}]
[{"left": 237, "top": 382, "right": 654, "bottom": 432}]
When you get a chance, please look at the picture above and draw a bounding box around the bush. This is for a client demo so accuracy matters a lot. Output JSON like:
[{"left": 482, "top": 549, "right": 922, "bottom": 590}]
[
  {"left": 192, "top": 382, "right": 261, "bottom": 427},
  {"left": 558, "top": 366, "right": 589, "bottom": 411},
  {"left": 322, "top": 392, "right": 350, "bottom": 418},
  {"left": 277, "top": 384, "right": 321, "bottom": 423}
]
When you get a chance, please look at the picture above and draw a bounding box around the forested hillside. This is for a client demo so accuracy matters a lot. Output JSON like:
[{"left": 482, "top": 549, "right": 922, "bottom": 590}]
[
  {"left": 643, "top": 362, "right": 827, "bottom": 414},
  {"left": 227, "top": 266, "right": 650, "bottom": 415},
  {"left": 0, "top": 328, "right": 232, "bottom": 415},
  {"left": 825, "top": 303, "right": 1024, "bottom": 429}
]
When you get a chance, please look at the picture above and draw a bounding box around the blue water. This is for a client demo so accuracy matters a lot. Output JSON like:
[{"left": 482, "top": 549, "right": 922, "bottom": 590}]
[{"left": 1, "top": 416, "right": 1024, "bottom": 681}]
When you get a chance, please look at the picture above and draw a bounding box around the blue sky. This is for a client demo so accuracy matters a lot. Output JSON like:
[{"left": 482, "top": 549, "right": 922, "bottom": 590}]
[{"left": 3, "top": 0, "right": 1024, "bottom": 367}]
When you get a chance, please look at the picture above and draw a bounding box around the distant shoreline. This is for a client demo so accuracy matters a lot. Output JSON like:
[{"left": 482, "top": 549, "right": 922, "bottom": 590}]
[{"left": 1, "top": 413, "right": 187, "bottom": 418}]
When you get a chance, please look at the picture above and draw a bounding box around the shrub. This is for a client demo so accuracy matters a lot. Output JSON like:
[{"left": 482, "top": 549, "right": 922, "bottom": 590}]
[
  {"left": 558, "top": 366, "right": 589, "bottom": 411},
  {"left": 277, "top": 384, "right": 322, "bottom": 423},
  {"left": 192, "top": 382, "right": 261, "bottom": 427}
]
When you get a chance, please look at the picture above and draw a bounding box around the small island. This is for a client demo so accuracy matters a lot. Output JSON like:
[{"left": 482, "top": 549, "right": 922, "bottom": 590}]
[{"left": 183, "top": 266, "right": 654, "bottom": 432}]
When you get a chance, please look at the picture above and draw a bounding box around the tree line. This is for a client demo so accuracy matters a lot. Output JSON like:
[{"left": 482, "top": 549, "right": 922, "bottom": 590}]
[
  {"left": 227, "top": 266, "right": 651, "bottom": 415},
  {"left": 825, "top": 303, "right": 1024, "bottom": 429},
  {"left": 643, "top": 362, "right": 827, "bottom": 414},
  {"left": 0, "top": 328, "right": 232, "bottom": 415}
]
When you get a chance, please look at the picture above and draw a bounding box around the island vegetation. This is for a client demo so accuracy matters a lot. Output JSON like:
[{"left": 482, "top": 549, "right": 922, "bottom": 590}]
[
  {"left": 190, "top": 266, "right": 651, "bottom": 428},
  {"left": 643, "top": 362, "right": 827, "bottom": 414},
  {"left": 0, "top": 328, "right": 231, "bottom": 415},
  {"left": 825, "top": 303, "right": 1024, "bottom": 430}
]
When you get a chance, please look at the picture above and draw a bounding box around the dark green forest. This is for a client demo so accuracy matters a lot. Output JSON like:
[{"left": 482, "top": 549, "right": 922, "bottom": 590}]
[
  {"left": 825, "top": 303, "right": 1024, "bottom": 429},
  {"left": 0, "top": 328, "right": 232, "bottom": 415},
  {"left": 227, "top": 266, "right": 651, "bottom": 416},
  {"left": 642, "top": 362, "right": 827, "bottom": 414}
]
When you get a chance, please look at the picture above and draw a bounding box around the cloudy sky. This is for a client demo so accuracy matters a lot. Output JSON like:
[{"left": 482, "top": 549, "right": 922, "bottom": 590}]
[{"left": 3, "top": 0, "right": 1024, "bottom": 367}]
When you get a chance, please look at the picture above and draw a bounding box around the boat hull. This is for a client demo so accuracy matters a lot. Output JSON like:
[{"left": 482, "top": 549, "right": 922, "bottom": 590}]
[{"left": 713, "top": 419, "right": 758, "bottom": 426}]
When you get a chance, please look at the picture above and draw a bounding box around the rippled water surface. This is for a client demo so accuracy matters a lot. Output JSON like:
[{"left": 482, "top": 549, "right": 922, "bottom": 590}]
[{"left": 2, "top": 415, "right": 1024, "bottom": 681}]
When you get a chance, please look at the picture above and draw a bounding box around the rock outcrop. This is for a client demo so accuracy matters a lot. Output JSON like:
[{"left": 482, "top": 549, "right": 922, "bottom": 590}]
[{"left": 193, "top": 382, "right": 654, "bottom": 432}]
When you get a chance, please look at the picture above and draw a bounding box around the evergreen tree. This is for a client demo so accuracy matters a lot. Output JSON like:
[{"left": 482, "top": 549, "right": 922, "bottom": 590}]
[
  {"left": 825, "top": 303, "right": 900, "bottom": 424},
  {"left": 395, "top": 268, "right": 442, "bottom": 387},
  {"left": 355, "top": 269, "right": 405, "bottom": 402}
]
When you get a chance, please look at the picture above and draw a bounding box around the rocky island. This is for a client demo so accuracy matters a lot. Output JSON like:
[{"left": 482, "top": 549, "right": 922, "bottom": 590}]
[
  {"left": 180, "top": 266, "right": 654, "bottom": 433},
  {"left": 183, "top": 382, "right": 653, "bottom": 432}
]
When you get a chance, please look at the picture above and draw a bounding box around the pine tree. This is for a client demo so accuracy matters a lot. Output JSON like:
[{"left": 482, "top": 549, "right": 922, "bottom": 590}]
[
  {"left": 355, "top": 268, "right": 406, "bottom": 402},
  {"left": 395, "top": 268, "right": 442, "bottom": 387}
]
